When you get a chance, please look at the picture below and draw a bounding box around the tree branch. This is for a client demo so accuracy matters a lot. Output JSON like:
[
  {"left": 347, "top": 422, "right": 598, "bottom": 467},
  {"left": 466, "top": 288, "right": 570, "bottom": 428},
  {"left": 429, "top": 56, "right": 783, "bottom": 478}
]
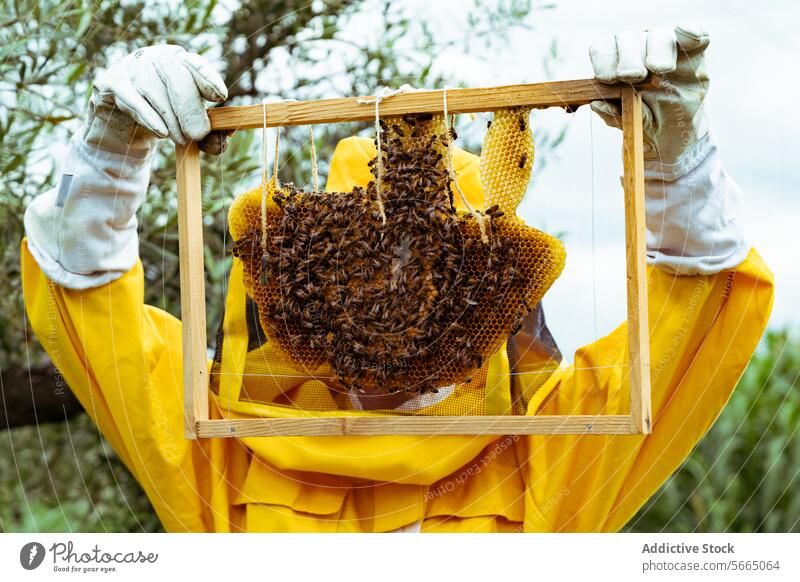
[{"left": 1, "top": 364, "right": 83, "bottom": 430}]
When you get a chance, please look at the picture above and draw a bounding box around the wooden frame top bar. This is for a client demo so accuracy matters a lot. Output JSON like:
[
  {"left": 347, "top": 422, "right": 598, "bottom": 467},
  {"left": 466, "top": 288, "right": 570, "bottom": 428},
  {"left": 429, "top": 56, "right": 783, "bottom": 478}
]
[{"left": 208, "top": 76, "right": 659, "bottom": 131}]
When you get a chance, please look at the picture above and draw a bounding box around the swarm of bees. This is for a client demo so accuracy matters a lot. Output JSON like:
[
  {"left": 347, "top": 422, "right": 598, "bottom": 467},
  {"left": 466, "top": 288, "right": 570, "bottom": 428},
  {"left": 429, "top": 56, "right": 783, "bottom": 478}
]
[{"left": 230, "top": 109, "right": 565, "bottom": 395}]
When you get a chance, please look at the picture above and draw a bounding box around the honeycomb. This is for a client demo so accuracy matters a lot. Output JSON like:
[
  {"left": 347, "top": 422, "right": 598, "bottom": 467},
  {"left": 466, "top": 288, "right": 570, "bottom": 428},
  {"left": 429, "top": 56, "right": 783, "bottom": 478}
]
[
  {"left": 229, "top": 109, "right": 566, "bottom": 395},
  {"left": 481, "top": 108, "right": 534, "bottom": 217}
]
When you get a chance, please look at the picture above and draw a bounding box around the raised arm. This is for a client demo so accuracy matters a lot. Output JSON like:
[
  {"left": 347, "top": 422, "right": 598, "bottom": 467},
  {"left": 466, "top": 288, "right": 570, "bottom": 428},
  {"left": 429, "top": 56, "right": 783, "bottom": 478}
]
[
  {"left": 22, "top": 46, "right": 231, "bottom": 531},
  {"left": 521, "top": 26, "right": 774, "bottom": 531}
]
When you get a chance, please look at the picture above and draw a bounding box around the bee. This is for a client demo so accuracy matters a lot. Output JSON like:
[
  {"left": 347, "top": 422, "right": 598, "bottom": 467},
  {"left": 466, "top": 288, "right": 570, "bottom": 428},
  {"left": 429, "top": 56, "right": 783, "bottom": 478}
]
[
  {"left": 518, "top": 153, "right": 527, "bottom": 169},
  {"left": 519, "top": 117, "right": 526, "bottom": 131}
]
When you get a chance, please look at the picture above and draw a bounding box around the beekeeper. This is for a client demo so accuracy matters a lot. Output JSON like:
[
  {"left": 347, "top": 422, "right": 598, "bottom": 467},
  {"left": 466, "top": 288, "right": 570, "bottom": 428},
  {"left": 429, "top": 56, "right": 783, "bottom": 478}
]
[{"left": 22, "top": 25, "right": 773, "bottom": 532}]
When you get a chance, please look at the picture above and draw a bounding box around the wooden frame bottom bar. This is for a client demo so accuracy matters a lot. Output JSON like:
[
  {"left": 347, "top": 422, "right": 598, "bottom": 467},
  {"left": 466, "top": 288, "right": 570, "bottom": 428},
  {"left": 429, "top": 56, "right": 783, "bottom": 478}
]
[{"left": 196, "top": 415, "right": 637, "bottom": 438}]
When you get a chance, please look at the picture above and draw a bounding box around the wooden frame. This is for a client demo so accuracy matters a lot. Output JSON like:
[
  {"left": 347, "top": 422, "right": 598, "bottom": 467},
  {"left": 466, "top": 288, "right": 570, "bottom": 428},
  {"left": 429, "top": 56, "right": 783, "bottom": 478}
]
[{"left": 177, "top": 77, "right": 654, "bottom": 439}]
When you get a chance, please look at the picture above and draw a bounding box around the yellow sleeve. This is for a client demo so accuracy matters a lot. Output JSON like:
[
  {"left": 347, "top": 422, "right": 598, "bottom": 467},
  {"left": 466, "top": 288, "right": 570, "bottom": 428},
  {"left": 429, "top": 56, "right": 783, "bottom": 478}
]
[
  {"left": 20, "top": 240, "right": 220, "bottom": 532},
  {"left": 522, "top": 249, "right": 774, "bottom": 531}
]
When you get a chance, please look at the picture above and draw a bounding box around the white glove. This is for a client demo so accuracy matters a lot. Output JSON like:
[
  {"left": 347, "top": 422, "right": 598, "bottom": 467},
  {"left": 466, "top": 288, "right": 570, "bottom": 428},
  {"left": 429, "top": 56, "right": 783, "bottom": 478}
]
[
  {"left": 589, "top": 25, "right": 709, "bottom": 172},
  {"left": 589, "top": 26, "right": 748, "bottom": 275},
  {"left": 84, "top": 45, "right": 229, "bottom": 155}
]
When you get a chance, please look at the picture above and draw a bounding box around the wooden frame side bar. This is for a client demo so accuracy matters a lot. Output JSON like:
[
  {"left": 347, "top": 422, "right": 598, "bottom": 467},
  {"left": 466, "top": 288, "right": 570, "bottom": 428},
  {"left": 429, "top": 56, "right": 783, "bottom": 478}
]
[
  {"left": 176, "top": 142, "right": 209, "bottom": 439},
  {"left": 208, "top": 77, "right": 659, "bottom": 130},
  {"left": 621, "top": 88, "right": 653, "bottom": 435},
  {"left": 196, "top": 415, "right": 635, "bottom": 438}
]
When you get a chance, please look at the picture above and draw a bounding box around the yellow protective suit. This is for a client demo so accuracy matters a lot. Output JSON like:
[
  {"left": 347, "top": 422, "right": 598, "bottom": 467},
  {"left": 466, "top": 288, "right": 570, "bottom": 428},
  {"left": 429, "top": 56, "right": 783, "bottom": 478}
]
[{"left": 21, "top": 136, "right": 774, "bottom": 532}]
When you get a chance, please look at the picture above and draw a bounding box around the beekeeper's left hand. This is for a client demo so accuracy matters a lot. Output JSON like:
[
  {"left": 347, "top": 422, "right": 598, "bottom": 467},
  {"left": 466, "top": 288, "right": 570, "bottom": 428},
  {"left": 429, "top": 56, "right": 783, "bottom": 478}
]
[
  {"left": 86, "top": 45, "right": 230, "bottom": 155},
  {"left": 589, "top": 25, "right": 710, "bottom": 167}
]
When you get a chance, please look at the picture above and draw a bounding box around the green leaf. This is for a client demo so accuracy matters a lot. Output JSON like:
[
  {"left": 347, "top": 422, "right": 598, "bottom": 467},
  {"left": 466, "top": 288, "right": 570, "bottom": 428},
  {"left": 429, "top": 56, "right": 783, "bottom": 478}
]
[
  {"left": 3, "top": 154, "right": 25, "bottom": 173},
  {"left": 76, "top": 7, "right": 92, "bottom": 38},
  {"left": 66, "top": 61, "right": 86, "bottom": 84}
]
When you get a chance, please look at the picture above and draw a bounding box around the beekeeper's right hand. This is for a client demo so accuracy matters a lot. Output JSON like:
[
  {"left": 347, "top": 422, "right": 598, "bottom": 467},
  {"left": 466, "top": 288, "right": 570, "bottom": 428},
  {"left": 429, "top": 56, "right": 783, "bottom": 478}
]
[
  {"left": 588, "top": 26, "right": 748, "bottom": 275},
  {"left": 589, "top": 26, "right": 712, "bottom": 167},
  {"left": 25, "top": 45, "right": 229, "bottom": 290}
]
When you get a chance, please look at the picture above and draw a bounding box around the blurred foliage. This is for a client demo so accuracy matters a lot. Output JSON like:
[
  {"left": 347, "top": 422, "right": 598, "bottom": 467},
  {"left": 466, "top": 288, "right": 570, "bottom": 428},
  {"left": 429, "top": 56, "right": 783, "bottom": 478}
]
[
  {"left": 1, "top": 329, "right": 796, "bottom": 532},
  {"left": 0, "top": 413, "right": 162, "bottom": 532},
  {"left": 628, "top": 329, "right": 800, "bottom": 533}
]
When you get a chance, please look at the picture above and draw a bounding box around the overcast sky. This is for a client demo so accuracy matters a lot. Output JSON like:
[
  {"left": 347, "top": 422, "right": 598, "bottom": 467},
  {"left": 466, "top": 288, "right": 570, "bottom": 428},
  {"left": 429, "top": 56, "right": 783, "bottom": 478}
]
[{"left": 385, "top": 0, "right": 800, "bottom": 356}]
